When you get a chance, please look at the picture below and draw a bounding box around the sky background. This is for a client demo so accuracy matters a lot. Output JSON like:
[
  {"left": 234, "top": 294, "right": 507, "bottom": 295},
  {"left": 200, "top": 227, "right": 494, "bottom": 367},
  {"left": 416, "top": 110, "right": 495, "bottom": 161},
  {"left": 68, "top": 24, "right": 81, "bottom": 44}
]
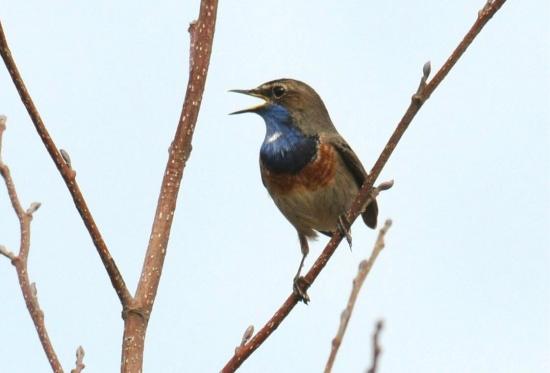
[{"left": 1, "top": 1, "right": 548, "bottom": 372}]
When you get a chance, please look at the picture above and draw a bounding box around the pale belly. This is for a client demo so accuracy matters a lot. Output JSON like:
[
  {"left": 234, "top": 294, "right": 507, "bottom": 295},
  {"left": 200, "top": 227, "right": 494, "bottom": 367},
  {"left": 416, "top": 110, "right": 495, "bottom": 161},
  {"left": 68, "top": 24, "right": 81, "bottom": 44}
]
[{"left": 268, "top": 170, "right": 358, "bottom": 237}]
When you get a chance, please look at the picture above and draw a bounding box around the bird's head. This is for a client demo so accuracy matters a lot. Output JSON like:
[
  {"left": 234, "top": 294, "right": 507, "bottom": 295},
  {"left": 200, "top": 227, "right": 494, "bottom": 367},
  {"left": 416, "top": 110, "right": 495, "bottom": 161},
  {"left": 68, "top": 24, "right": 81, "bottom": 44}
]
[{"left": 230, "top": 78, "right": 335, "bottom": 136}]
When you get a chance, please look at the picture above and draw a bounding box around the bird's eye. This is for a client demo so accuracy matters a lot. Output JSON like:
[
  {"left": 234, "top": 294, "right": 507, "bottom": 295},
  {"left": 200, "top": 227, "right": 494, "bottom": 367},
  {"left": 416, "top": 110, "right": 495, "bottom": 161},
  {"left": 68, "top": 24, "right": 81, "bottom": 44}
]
[{"left": 272, "top": 85, "right": 286, "bottom": 98}]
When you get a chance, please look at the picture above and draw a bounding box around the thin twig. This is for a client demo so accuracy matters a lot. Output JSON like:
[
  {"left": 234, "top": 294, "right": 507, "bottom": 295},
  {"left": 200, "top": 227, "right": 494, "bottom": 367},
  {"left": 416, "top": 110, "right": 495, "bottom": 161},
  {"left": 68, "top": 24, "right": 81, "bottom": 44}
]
[
  {"left": 324, "top": 220, "right": 392, "bottom": 373},
  {"left": 221, "top": 1, "right": 507, "bottom": 371},
  {"left": 366, "top": 321, "right": 384, "bottom": 373},
  {"left": 0, "top": 116, "right": 64, "bottom": 373},
  {"left": 70, "top": 346, "right": 86, "bottom": 373},
  {"left": 120, "top": 1, "right": 218, "bottom": 372},
  {"left": 0, "top": 21, "right": 131, "bottom": 306}
]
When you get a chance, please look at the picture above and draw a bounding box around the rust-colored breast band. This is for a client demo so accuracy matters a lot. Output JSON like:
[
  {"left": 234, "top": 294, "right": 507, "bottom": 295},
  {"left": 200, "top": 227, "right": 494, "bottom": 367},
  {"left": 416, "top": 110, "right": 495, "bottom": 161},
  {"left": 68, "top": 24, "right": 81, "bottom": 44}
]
[{"left": 262, "top": 142, "right": 336, "bottom": 194}]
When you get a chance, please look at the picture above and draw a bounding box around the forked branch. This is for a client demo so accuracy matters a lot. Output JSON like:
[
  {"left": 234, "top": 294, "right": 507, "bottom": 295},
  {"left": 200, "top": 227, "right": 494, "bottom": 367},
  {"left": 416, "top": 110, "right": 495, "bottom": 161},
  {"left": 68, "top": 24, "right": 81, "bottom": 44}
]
[{"left": 1, "top": 0, "right": 219, "bottom": 371}]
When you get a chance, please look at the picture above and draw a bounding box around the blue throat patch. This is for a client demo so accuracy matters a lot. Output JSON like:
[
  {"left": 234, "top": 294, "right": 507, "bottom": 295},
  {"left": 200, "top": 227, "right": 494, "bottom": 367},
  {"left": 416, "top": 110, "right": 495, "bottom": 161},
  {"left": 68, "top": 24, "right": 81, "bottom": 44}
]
[{"left": 258, "top": 104, "right": 318, "bottom": 174}]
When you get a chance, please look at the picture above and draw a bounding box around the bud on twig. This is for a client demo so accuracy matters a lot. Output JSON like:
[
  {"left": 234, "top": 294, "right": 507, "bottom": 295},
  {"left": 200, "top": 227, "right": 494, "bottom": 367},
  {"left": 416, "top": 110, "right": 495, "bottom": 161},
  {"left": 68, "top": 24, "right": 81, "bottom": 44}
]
[{"left": 27, "top": 202, "right": 42, "bottom": 215}]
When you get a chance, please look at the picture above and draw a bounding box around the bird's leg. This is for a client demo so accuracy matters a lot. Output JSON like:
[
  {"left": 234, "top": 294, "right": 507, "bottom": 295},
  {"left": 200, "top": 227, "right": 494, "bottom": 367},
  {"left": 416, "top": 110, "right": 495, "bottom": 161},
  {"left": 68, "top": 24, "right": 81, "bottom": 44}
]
[
  {"left": 337, "top": 214, "right": 352, "bottom": 249},
  {"left": 293, "top": 233, "right": 311, "bottom": 304}
]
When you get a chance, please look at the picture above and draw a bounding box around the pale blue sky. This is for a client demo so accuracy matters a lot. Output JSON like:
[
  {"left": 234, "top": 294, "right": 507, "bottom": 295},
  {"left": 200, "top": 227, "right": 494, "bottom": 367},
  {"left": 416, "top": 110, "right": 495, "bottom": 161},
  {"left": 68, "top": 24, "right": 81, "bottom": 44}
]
[{"left": 1, "top": 1, "right": 548, "bottom": 372}]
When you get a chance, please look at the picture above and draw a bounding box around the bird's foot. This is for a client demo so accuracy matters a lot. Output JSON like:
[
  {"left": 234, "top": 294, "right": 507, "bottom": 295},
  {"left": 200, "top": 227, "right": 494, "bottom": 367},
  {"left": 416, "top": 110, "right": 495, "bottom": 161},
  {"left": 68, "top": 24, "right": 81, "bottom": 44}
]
[
  {"left": 338, "top": 214, "right": 352, "bottom": 249},
  {"left": 293, "top": 276, "right": 310, "bottom": 304}
]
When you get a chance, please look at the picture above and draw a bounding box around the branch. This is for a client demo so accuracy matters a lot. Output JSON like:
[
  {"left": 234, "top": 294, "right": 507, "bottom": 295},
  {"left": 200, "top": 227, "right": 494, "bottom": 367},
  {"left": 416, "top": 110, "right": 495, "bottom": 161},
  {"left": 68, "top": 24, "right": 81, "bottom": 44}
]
[
  {"left": 221, "top": 1, "right": 507, "bottom": 371},
  {"left": 0, "top": 21, "right": 131, "bottom": 306},
  {"left": 120, "top": 1, "right": 218, "bottom": 372},
  {"left": 0, "top": 115, "right": 64, "bottom": 373},
  {"left": 366, "top": 320, "right": 384, "bottom": 373},
  {"left": 134, "top": 0, "right": 218, "bottom": 311},
  {"left": 324, "top": 220, "right": 392, "bottom": 373}
]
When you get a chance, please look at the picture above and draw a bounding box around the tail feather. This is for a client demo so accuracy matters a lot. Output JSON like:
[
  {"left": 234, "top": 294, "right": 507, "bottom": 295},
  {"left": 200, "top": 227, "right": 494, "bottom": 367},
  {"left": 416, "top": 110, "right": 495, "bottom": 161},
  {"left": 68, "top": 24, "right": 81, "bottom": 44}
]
[{"left": 361, "top": 199, "right": 378, "bottom": 229}]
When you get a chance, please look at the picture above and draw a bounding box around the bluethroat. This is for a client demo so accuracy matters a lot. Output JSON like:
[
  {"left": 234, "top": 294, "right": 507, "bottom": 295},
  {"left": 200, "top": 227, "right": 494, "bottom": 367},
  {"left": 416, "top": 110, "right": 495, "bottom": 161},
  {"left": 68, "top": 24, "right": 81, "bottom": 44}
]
[{"left": 231, "top": 79, "right": 378, "bottom": 303}]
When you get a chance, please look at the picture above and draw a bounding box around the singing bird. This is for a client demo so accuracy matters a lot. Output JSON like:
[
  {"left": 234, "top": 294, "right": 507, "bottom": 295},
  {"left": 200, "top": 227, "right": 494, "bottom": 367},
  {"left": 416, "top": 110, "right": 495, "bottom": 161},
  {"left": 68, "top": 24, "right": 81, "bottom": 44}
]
[{"left": 231, "top": 79, "right": 378, "bottom": 302}]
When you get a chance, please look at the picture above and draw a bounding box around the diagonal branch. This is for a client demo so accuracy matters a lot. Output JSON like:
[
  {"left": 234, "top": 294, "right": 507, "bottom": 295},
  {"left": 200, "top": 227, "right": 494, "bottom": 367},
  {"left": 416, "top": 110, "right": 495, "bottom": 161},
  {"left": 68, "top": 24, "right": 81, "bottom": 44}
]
[
  {"left": 221, "top": 1, "right": 507, "bottom": 371},
  {"left": 120, "top": 1, "right": 218, "bottom": 372},
  {"left": 0, "top": 22, "right": 131, "bottom": 306},
  {"left": 324, "top": 220, "right": 392, "bottom": 373},
  {"left": 0, "top": 115, "right": 64, "bottom": 373}
]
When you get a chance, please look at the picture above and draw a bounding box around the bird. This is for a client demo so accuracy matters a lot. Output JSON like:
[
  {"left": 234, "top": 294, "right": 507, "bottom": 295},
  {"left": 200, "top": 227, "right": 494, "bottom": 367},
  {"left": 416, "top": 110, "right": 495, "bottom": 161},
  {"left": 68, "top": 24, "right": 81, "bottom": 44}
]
[{"left": 230, "top": 78, "right": 378, "bottom": 303}]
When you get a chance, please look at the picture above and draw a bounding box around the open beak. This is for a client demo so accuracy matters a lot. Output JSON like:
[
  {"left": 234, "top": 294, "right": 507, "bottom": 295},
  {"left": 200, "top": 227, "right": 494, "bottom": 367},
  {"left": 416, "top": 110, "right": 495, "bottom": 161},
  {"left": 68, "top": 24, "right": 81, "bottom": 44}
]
[{"left": 229, "top": 88, "right": 267, "bottom": 115}]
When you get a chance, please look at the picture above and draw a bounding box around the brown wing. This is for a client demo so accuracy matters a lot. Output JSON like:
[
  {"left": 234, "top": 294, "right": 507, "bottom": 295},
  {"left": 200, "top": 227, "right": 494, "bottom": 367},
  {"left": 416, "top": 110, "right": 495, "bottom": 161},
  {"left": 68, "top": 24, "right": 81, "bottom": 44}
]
[{"left": 330, "top": 137, "right": 378, "bottom": 229}]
